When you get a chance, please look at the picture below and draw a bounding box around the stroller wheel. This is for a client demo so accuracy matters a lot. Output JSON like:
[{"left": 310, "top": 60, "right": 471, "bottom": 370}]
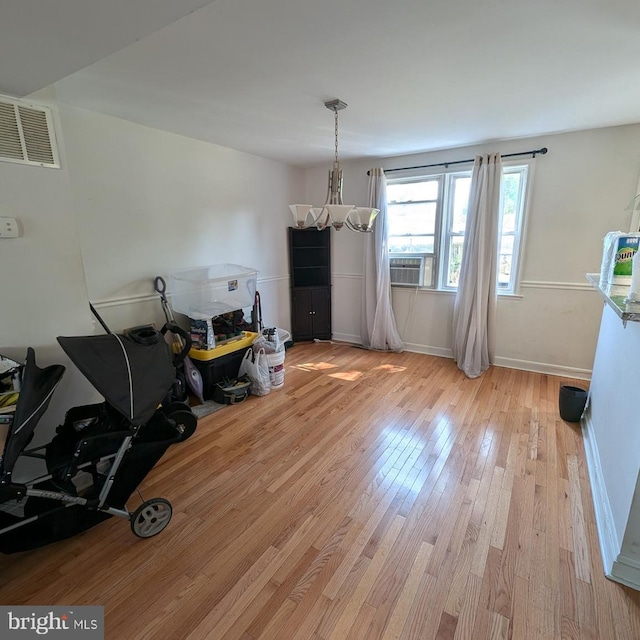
[
  {"left": 130, "top": 498, "right": 173, "bottom": 538},
  {"left": 162, "top": 400, "right": 191, "bottom": 415},
  {"left": 169, "top": 409, "right": 198, "bottom": 442}
]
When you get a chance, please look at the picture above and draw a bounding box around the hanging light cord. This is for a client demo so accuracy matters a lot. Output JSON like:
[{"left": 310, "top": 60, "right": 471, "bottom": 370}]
[{"left": 333, "top": 107, "right": 340, "bottom": 169}]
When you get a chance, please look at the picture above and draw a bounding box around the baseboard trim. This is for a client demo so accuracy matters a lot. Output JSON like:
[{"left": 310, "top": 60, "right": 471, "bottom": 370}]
[
  {"left": 329, "top": 338, "right": 593, "bottom": 377},
  {"left": 331, "top": 336, "right": 455, "bottom": 360},
  {"left": 401, "top": 349, "right": 592, "bottom": 378},
  {"left": 582, "top": 409, "right": 640, "bottom": 589},
  {"left": 330, "top": 332, "right": 362, "bottom": 345},
  {"left": 403, "top": 343, "right": 454, "bottom": 359},
  {"left": 611, "top": 553, "right": 640, "bottom": 590},
  {"left": 328, "top": 336, "right": 454, "bottom": 360},
  {"left": 581, "top": 408, "right": 620, "bottom": 580},
  {"left": 492, "top": 356, "right": 591, "bottom": 380}
]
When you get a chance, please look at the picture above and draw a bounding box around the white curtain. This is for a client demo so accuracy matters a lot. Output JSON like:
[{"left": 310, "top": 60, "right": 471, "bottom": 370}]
[
  {"left": 452, "top": 153, "right": 502, "bottom": 378},
  {"left": 361, "top": 168, "right": 404, "bottom": 352}
]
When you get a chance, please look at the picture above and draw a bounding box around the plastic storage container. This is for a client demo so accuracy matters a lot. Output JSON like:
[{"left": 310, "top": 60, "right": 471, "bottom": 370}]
[
  {"left": 168, "top": 264, "right": 258, "bottom": 320},
  {"left": 559, "top": 385, "right": 588, "bottom": 422}
]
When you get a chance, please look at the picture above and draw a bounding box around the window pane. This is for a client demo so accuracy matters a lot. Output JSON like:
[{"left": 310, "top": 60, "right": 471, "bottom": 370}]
[
  {"left": 498, "top": 254, "right": 513, "bottom": 287},
  {"left": 387, "top": 180, "right": 439, "bottom": 203},
  {"left": 389, "top": 235, "right": 435, "bottom": 254},
  {"left": 499, "top": 235, "right": 514, "bottom": 255},
  {"left": 388, "top": 202, "right": 436, "bottom": 236},
  {"left": 447, "top": 236, "right": 464, "bottom": 287},
  {"left": 498, "top": 235, "right": 514, "bottom": 287},
  {"left": 501, "top": 172, "right": 521, "bottom": 233},
  {"left": 450, "top": 176, "right": 471, "bottom": 233}
]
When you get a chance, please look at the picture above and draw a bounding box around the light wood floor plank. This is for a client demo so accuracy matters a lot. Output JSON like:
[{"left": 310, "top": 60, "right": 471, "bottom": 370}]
[
  {"left": 380, "top": 541, "right": 434, "bottom": 640},
  {"left": 568, "top": 455, "right": 592, "bottom": 584},
  {"left": 1, "top": 343, "right": 639, "bottom": 639},
  {"left": 453, "top": 573, "right": 482, "bottom": 640}
]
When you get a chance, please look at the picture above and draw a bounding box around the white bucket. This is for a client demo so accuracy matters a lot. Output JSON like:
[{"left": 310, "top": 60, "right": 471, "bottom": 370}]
[{"left": 266, "top": 349, "right": 286, "bottom": 389}]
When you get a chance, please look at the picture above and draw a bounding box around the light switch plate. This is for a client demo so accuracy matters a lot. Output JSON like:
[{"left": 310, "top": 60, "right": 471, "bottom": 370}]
[{"left": 0, "top": 217, "right": 19, "bottom": 238}]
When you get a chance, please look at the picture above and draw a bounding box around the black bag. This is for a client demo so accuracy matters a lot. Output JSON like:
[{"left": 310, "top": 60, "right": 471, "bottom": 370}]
[{"left": 213, "top": 375, "right": 251, "bottom": 405}]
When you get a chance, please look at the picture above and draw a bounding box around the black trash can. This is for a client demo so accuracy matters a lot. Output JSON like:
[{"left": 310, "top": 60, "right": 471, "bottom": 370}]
[{"left": 559, "top": 385, "right": 588, "bottom": 422}]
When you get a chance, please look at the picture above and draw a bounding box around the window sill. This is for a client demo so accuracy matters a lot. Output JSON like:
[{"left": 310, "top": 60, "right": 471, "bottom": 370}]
[{"left": 390, "top": 284, "right": 523, "bottom": 300}]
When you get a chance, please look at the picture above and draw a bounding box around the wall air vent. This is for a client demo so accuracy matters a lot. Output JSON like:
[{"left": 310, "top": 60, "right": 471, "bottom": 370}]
[
  {"left": 0, "top": 97, "right": 59, "bottom": 168},
  {"left": 390, "top": 256, "right": 425, "bottom": 286}
]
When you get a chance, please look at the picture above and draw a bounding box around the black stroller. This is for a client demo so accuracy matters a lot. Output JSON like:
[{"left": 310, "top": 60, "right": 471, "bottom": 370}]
[{"left": 0, "top": 322, "right": 195, "bottom": 553}]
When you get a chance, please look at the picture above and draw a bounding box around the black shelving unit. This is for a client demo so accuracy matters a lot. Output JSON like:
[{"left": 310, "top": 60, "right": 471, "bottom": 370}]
[{"left": 288, "top": 227, "right": 332, "bottom": 341}]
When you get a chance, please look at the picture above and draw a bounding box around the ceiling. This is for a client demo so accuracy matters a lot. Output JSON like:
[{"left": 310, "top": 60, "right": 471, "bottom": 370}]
[{"left": 4, "top": 0, "right": 640, "bottom": 167}]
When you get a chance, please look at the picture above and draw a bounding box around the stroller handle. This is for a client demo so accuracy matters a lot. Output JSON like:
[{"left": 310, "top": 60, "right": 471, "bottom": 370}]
[{"left": 162, "top": 323, "right": 192, "bottom": 367}]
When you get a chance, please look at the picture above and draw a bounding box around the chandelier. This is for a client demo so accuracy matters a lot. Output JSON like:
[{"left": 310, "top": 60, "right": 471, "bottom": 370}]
[{"left": 289, "top": 99, "right": 379, "bottom": 232}]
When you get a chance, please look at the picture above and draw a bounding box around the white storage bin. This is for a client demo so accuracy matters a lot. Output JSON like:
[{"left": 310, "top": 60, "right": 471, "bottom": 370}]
[{"left": 168, "top": 264, "right": 258, "bottom": 319}]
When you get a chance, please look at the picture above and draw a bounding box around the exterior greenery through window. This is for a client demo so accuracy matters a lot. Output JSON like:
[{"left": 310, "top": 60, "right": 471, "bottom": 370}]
[{"left": 387, "top": 165, "right": 529, "bottom": 293}]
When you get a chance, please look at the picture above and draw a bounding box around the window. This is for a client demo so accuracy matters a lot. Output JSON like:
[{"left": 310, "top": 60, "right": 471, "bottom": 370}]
[
  {"left": 387, "top": 177, "right": 442, "bottom": 287},
  {"left": 387, "top": 164, "right": 529, "bottom": 293}
]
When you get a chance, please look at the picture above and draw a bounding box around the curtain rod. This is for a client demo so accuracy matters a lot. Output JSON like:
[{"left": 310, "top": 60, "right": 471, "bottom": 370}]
[{"left": 367, "top": 147, "right": 548, "bottom": 175}]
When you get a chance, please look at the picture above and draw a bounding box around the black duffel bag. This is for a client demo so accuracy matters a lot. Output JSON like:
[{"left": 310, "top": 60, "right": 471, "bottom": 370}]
[{"left": 213, "top": 375, "right": 252, "bottom": 405}]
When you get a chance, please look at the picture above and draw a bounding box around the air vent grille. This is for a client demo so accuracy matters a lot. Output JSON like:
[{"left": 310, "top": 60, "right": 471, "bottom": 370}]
[
  {"left": 0, "top": 98, "right": 59, "bottom": 168},
  {"left": 0, "top": 102, "right": 23, "bottom": 161}
]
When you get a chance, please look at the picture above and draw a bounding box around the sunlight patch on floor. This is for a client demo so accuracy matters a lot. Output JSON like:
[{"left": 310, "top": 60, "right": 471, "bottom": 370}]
[
  {"left": 372, "top": 364, "right": 407, "bottom": 374},
  {"left": 327, "top": 371, "right": 363, "bottom": 382},
  {"left": 292, "top": 362, "right": 339, "bottom": 372}
]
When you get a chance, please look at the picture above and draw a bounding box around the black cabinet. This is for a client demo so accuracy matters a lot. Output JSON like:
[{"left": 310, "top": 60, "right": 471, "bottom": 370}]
[
  {"left": 291, "top": 287, "right": 331, "bottom": 339},
  {"left": 288, "top": 228, "right": 331, "bottom": 341}
]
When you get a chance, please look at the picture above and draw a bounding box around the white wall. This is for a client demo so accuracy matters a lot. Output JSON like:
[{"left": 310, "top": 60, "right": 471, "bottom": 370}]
[
  {"left": 584, "top": 303, "right": 640, "bottom": 588},
  {"left": 0, "top": 94, "right": 98, "bottom": 451},
  {"left": 304, "top": 124, "right": 640, "bottom": 376},
  {"left": 60, "top": 104, "right": 302, "bottom": 333},
  {"left": 588, "top": 305, "right": 640, "bottom": 546},
  {"left": 1, "top": 95, "right": 302, "bottom": 458}
]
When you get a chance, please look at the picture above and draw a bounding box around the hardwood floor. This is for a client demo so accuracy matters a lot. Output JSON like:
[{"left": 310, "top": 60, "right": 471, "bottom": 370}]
[{"left": 1, "top": 342, "right": 640, "bottom": 639}]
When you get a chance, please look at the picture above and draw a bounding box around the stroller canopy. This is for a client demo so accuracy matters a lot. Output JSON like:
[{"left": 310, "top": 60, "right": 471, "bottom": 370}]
[
  {"left": 57, "top": 333, "right": 175, "bottom": 426},
  {"left": 2, "top": 348, "right": 65, "bottom": 475}
]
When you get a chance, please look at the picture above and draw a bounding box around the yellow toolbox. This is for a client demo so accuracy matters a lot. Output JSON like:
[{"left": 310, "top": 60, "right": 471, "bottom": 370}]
[
  {"left": 187, "top": 331, "right": 258, "bottom": 400},
  {"left": 188, "top": 331, "right": 258, "bottom": 361}
]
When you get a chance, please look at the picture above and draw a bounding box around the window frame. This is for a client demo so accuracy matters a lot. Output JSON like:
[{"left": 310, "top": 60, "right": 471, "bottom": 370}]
[
  {"left": 439, "top": 171, "right": 472, "bottom": 291},
  {"left": 497, "top": 162, "right": 531, "bottom": 295},
  {"left": 387, "top": 160, "right": 532, "bottom": 295},
  {"left": 386, "top": 174, "right": 444, "bottom": 288}
]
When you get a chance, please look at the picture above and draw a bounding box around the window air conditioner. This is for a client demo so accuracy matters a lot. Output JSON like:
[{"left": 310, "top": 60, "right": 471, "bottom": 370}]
[{"left": 389, "top": 256, "right": 424, "bottom": 286}]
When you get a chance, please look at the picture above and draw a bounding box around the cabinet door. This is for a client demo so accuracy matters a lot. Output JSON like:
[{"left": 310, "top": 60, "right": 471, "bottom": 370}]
[
  {"left": 311, "top": 288, "right": 331, "bottom": 338},
  {"left": 292, "top": 289, "right": 313, "bottom": 338}
]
